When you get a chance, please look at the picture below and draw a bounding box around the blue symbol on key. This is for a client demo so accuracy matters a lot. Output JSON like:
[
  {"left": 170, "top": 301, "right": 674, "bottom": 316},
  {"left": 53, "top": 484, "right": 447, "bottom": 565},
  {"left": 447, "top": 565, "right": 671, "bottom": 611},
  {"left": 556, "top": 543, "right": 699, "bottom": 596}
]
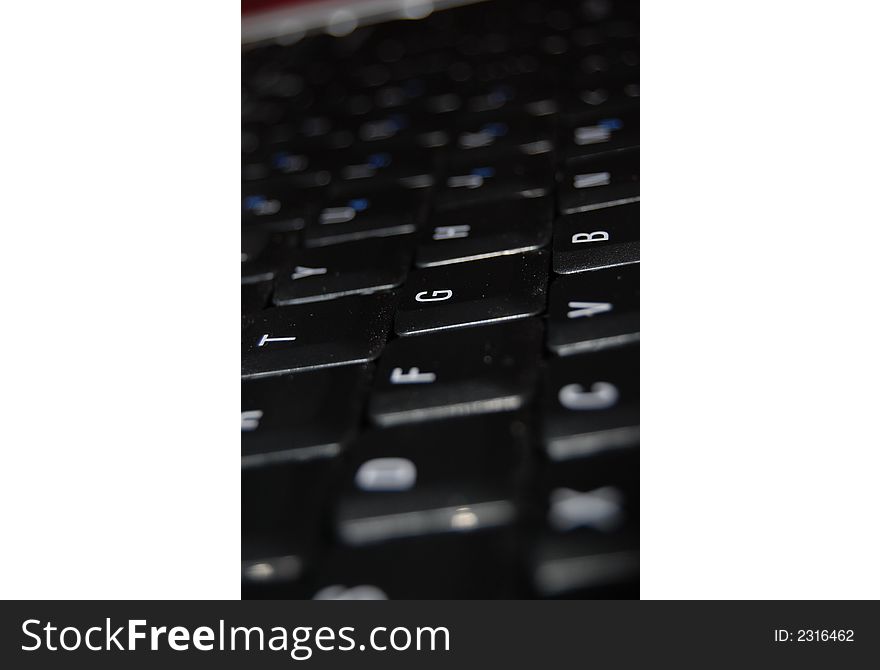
[
  {"left": 272, "top": 152, "right": 288, "bottom": 169},
  {"left": 349, "top": 198, "right": 370, "bottom": 212},
  {"left": 598, "top": 118, "right": 623, "bottom": 131},
  {"left": 470, "top": 167, "right": 495, "bottom": 178},
  {"left": 389, "top": 114, "right": 408, "bottom": 130},
  {"left": 482, "top": 122, "right": 508, "bottom": 137},
  {"left": 368, "top": 153, "right": 391, "bottom": 168},
  {"left": 244, "top": 195, "right": 266, "bottom": 211}
]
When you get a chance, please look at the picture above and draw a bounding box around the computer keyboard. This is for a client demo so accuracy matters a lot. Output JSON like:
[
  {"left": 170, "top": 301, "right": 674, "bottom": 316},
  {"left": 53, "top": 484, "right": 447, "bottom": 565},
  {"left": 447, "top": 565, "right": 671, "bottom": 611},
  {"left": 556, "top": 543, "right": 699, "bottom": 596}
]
[{"left": 242, "top": 0, "right": 639, "bottom": 599}]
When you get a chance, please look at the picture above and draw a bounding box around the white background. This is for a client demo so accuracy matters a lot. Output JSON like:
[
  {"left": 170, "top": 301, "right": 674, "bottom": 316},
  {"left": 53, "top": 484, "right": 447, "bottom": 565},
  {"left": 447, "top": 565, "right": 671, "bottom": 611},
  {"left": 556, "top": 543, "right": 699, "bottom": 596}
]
[{"left": 1, "top": 0, "right": 878, "bottom": 599}]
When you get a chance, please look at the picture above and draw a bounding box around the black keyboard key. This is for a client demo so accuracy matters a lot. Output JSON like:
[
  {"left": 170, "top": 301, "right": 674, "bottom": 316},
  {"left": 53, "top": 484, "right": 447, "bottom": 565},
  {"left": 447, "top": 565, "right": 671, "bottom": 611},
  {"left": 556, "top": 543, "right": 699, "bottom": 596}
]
[
  {"left": 263, "top": 117, "right": 355, "bottom": 153},
  {"left": 421, "top": 91, "right": 463, "bottom": 116},
  {"left": 256, "top": 145, "right": 332, "bottom": 188},
  {"left": 242, "top": 230, "right": 301, "bottom": 285},
  {"left": 562, "top": 79, "right": 640, "bottom": 118},
  {"left": 303, "top": 189, "right": 426, "bottom": 247},
  {"left": 242, "top": 281, "right": 272, "bottom": 315},
  {"left": 242, "top": 230, "right": 270, "bottom": 265},
  {"left": 558, "top": 147, "right": 639, "bottom": 214},
  {"left": 553, "top": 201, "right": 639, "bottom": 274},
  {"left": 242, "top": 153, "right": 271, "bottom": 182},
  {"left": 273, "top": 237, "right": 412, "bottom": 305},
  {"left": 241, "top": 230, "right": 279, "bottom": 284},
  {"left": 435, "top": 154, "right": 553, "bottom": 210},
  {"left": 395, "top": 251, "right": 548, "bottom": 335},
  {"left": 242, "top": 257, "right": 276, "bottom": 285},
  {"left": 465, "top": 76, "right": 557, "bottom": 116},
  {"left": 547, "top": 265, "right": 639, "bottom": 355},
  {"left": 335, "top": 413, "right": 529, "bottom": 544},
  {"left": 541, "top": 345, "right": 639, "bottom": 463},
  {"left": 242, "top": 185, "right": 308, "bottom": 232},
  {"left": 453, "top": 114, "right": 555, "bottom": 158},
  {"left": 562, "top": 109, "right": 639, "bottom": 161},
  {"left": 416, "top": 196, "right": 552, "bottom": 267},
  {"left": 241, "top": 365, "right": 370, "bottom": 467},
  {"left": 533, "top": 438, "right": 638, "bottom": 600},
  {"left": 311, "top": 530, "right": 522, "bottom": 599},
  {"left": 352, "top": 110, "right": 452, "bottom": 152},
  {"left": 369, "top": 320, "right": 543, "bottom": 425},
  {"left": 325, "top": 148, "right": 435, "bottom": 196},
  {"left": 355, "top": 111, "right": 411, "bottom": 144},
  {"left": 241, "top": 292, "right": 397, "bottom": 378},
  {"left": 242, "top": 459, "right": 339, "bottom": 598},
  {"left": 531, "top": 530, "right": 638, "bottom": 598}
]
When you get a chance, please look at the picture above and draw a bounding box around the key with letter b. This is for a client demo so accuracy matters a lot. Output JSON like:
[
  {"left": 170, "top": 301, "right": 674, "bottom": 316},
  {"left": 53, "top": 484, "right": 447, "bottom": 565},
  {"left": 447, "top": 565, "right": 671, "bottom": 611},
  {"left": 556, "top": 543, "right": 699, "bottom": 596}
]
[{"left": 553, "top": 202, "right": 639, "bottom": 274}]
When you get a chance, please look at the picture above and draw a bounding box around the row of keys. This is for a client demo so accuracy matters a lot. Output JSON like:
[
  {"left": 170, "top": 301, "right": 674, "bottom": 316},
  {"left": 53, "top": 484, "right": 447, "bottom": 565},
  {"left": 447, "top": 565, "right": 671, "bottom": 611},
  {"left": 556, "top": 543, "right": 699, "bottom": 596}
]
[
  {"left": 241, "top": 151, "right": 558, "bottom": 234},
  {"left": 242, "top": 151, "right": 638, "bottom": 256},
  {"left": 243, "top": 77, "right": 638, "bottom": 159},
  {"left": 243, "top": 18, "right": 636, "bottom": 94},
  {"left": 245, "top": 435, "right": 636, "bottom": 599},
  {"left": 242, "top": 109, "right": 636, "bottom": 203},
  {"left": 243, "top": 343, "right": 638, "bottom": 598},
  {"left": 242, "top": 197, "right": 638, "bottom": 305},
  {"left": 243, "top": 260, "right": 638, "bottom": 375},
  {"left": 245, "top": 42, "right": 635, "bottom": 141},
  {"left": 242, "top": 323, "right": 639, "bottom": 464}
]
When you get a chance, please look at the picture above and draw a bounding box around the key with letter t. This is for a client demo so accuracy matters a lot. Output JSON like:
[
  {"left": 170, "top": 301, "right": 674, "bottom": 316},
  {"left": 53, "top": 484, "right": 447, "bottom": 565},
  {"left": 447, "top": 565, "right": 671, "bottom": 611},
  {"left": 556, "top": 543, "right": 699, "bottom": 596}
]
[{"left": 242, "top": 292, "right": 397, "bottom": 378}]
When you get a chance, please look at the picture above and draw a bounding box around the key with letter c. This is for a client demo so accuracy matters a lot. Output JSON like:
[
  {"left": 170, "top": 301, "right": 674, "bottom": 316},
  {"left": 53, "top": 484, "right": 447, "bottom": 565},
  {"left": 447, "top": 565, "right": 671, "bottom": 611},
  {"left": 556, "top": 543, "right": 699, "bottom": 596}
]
[{"left": 541, "top": 345, "right": 639, "bottom": 463}]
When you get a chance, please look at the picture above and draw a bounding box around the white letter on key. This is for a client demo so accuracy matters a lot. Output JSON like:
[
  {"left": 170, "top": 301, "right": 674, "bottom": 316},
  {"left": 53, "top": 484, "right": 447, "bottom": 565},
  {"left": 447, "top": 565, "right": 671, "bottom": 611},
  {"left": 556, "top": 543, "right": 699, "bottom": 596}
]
[
  {"left": 567, "top": 302, "right": 613, "bottom": 318},
  {"left": 390, "top": 367, "right": 436, "bottom": 384},
  {"left": 573, "top": 171, "right": 611, "bottom": 189},
  {"left": 558, "top": 382, "right": 620, "bottom": 410},
  {"left": 291, "top": 266, "right": 327, "bottom": 280},
  {"left": 571, "top": 231, "right": 609, "bottom": 244},
  {"left": 241, "top": 410, "right": 263, "bottom": 431},
  {"left": 432, "top": 225, "right": 470, "bottom": 240},
  {"left": 258, "top": 334, "right": 297, "bottom": 346},
  {"left": 415, "top": 289, "right": 452, "bottom": 302},
  {"left": 355, "top": 458, "right": 417, "bottom": 491}
]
